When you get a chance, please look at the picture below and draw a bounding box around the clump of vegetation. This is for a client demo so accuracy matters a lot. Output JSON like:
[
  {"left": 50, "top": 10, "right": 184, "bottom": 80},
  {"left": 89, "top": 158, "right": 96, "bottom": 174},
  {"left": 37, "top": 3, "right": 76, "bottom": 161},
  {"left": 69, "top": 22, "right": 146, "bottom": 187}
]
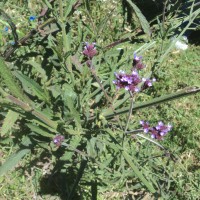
[{"left": 0, "top": 0, "right": 200, "bottom": 199}]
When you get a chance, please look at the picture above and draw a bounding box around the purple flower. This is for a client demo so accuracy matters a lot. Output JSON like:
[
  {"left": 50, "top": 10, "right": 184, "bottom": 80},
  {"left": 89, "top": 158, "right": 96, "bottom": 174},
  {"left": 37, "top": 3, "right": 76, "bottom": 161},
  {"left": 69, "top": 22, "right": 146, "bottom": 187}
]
[
  {"left": 134, "top": 53, "right": 142, "bottom": 62},
  {"left": 113, "top": 70, "right": 141, "bottom": 92},
  {"left": 53, "top": 135, "right": 65, "bottom": 147},
  {"left": 29, "top": 16, "right": 36, "bottom": 21},
  {"left": 149, "top": 127, "right": 162, "bottom": 140},
  {"left": 83, "top": 42, "right": 97, "bottom": 59},
  {"left": 140, "top": 121, "right": 172, "bottom": 140},
  {"left": 132, "top": 52, "right": 145, "bottom": 70},
  {"left": 141, "top": 78, "right": 156, "bottom": 90},
  {"left": 156, "top": 121, "right": 172, "bottom": 136},
  {"left": 140, "top": 120, "right": 150, "bottom": 133}
]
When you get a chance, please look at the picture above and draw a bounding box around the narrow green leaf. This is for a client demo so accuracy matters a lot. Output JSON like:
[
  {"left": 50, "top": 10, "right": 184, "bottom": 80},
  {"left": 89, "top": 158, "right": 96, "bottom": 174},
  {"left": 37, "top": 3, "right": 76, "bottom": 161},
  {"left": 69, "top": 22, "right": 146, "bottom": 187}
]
[
  {"left": 0, "top": 57, "right": 30, "bottom": 103},
  {"left": 100, "top": 129, "right": 156, "bottom": 193},
  {"left": 122, "top": 151, "right": 156, "bottom": 193},
  {"left": 32, "top": 108, "right": 58, "bottom": 130},
  {"left": 29, "top": 118, "right": 58, "bottom": 134},
  {"left": 65, "top": 129, "right": 81, "bottom": 135},
  {"left": 1, "top": 95, "right": 58, "bottom": 130},
  {"left": 1, "top": 110, "right": 19, "bottom": 136},
  {"left": 64, "top": 0, "right": 77, "bottom": 18},
  {"left": 125, "top": 0, "right": 151, "bottom": 36},
  {"left": 0, "top": 148, "right": 30, "bottom": 176},
  {"left": 42, "top": 0, "right": 53, "bottom": 9},
  {"left": 26, "top": 123, "right": 54, "bottom": 138},
  {"left": 14, "top": 72, "right": 50, "bottom": 103}
]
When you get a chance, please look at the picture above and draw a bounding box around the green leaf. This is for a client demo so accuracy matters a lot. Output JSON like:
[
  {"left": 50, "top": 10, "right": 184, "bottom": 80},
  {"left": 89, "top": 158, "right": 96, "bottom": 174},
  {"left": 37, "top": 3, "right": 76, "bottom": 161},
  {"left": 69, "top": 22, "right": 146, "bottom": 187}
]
[
  {"left": 42, "top": 0, "right": 52, "bottom": 9},
  {"left": 25, "top": 60, "right": 47, "bottom": 81},
  {"left": 61, "top": 135, "right": 82, "bottom": 161},
  {"left": 87, "top": 138, "right": 97, "bottom": 157},
  {"left": 0, "top": 57, "right": 30, "bottom": 103},
  {"left": 101, "top": 129, "right": 156, "bottom": 193},
  {"left": 64, "top": 0, "right": 77, "bottom": 18},
  {"left": 122, "top": 151, "right": 156, "bottom": 193},
  {"left": 14, "top": 72, "right": 50, "bottom": 103},
  {"left": 62, "top": 84, "right": 81, "bottom": 129},
  {"left": 26, "top": 123, "right": 54, "bottom": 138},
  {"left": 1, "top": 110, "right": 19, "bottom": 136},
  {"left": 31, "top": 108, "right": 58, "bottom": 130},
  {"left": 0, "top": 148, "right": 30, "bottom": 176},
  {"left": 125, "top": 0, "right": 151, "bottom": 36}
]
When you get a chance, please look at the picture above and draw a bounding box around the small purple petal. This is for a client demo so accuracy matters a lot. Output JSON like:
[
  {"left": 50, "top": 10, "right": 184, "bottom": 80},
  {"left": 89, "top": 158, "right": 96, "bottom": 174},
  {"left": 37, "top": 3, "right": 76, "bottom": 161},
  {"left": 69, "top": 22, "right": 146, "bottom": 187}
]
[
  {"left": 140, "top": 120, "right": 144, "bottom": 125},
  {"left": 53, "top": 135, "right": 65, "bottom": 147},
  {"left": 151, "top": 134, "right": 155, "bottom": 139},
  {"left": 144, "top": 128, "right": 149, "bottom": 133}
]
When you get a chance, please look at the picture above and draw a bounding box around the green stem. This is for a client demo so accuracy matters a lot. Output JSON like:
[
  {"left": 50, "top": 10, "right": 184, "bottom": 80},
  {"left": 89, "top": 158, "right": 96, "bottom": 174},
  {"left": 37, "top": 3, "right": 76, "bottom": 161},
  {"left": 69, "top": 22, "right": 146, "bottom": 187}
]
[
  {"left": 124, "top": 92, "right": 134, "bottom": 133},
  {"left": 90, "top": 65, "right": 111, "bottom": 104},
  {"left": 136, "top": 134, "right": 166, "bottom": 150},
  {"left": 102, "top": 87, "right": 200, "bottom": 119},
  {"left": 90, "top": 63, "right": 123, "bottom": 129}
]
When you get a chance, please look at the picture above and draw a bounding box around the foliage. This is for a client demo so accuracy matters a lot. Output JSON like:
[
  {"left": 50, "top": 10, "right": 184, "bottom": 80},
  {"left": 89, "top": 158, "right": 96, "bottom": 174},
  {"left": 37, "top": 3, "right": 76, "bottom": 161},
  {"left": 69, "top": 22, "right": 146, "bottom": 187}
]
[{"left": 0, "top": 0, "right": 200, "bottom": 199}]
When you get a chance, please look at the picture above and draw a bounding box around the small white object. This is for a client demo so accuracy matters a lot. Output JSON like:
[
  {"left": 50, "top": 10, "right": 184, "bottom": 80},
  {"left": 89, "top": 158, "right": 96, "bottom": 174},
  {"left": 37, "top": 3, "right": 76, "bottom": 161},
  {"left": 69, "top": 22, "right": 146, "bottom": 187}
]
[{"left": 175, "top": 40, "right": 188, "bottom": 50}]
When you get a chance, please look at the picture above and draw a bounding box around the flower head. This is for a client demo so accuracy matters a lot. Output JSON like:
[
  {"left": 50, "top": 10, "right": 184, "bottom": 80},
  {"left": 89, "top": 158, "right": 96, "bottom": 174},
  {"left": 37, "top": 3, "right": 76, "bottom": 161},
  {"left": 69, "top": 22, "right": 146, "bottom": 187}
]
[
  {"left": 140, "top": 121, "right": 172, "bottom": 140},
  {"left": 83, "top": 42, "right": 97, "bottom": 59},
  {"left": 29, "top": 16, "right": 36, "bottom": 21},
  {"left": 53, "top": 135, "right": 65, "bottom": 147},
  {"left": 113, "top": 70, "right": 141, "bottom": 93}
]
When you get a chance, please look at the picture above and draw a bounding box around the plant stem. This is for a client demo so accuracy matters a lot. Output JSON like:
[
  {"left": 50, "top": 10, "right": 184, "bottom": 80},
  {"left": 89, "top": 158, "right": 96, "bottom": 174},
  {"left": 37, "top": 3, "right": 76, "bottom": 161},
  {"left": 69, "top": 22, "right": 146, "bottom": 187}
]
[
  {"left": 136, "top": 134, "right": 166, "bottom": 150},
  {"left": 125, "top": 129, "right": 143, "bottom": 134},
  {"left": 89, "top": 63, "right": 123, "bottom": 129},
  {"left": 90, "top": 66, "right": 111, "bottom": 103},
  {"left": 124, "top": 92, "right": 134, "bottom": 133},
  {"left": 162, "top": 0, "right": 168, "bottom": 33},
  {"left": 101, "top": 87, "right": 200, "bottom": 119}
]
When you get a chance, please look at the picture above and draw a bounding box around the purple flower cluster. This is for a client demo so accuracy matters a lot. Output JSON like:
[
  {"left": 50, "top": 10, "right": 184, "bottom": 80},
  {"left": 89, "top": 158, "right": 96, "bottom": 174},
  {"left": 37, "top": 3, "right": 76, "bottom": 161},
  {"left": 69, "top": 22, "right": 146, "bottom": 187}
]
[
  {"left": 83, "top": 42, "right": 97, "bottom": 59},
  {"left": 113, "top": 70, "right": 141, "bottom": 92},
  {"left": 53, "top": 135, "right": 65, "bottom": 147},
  {"left": 140, "top": 121, "right": 172, "bottom": 140},
  {"left": 113, "top": 53, "right": 155, "bottom": 93}
]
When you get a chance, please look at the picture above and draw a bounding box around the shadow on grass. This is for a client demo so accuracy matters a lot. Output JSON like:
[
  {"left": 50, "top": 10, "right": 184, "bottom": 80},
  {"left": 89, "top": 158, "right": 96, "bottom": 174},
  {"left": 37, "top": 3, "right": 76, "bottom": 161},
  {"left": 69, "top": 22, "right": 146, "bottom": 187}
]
[{"left": 38, "top": 157, "right": 92, "bottom": 200}]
